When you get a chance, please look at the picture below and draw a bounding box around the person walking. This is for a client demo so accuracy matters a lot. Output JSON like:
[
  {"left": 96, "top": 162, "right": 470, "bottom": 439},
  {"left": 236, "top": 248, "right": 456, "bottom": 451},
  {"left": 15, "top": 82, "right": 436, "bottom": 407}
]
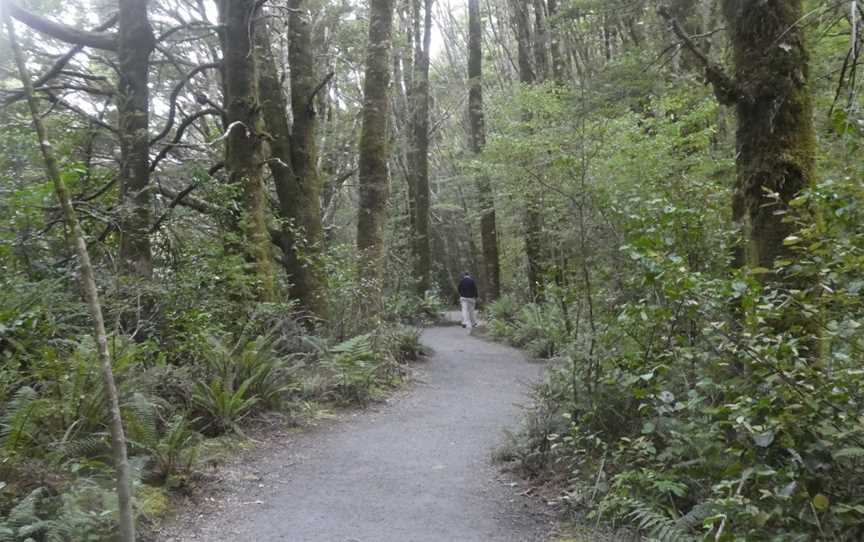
[{"left": 458, "top": 272, "right": 479, "bottom": 328}]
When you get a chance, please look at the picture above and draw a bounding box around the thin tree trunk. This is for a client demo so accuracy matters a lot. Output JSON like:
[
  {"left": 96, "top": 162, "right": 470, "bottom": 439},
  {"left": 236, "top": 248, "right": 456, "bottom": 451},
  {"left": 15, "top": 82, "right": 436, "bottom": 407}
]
[
  {"left": 407, "top": 0, "right": 433, "bottom": 294},
  {"left": 532, "top": 0, "right": 550, "bottom": 82},
  {"left": 4, "top": 12, "right": 135, "bottom": 542},
  {"left": 468, "top": 0, "right": 500, "bottom": 301},
  {"left": 547, "top": 0, "right": 567, "bottom": 84},
  {"left": 221, "top": 0, "right": 275, "bottom": 302},
  {"left": 357, "top": 0, "right": 395, "bottom": 281},
  {"left": 509, "top": 0, "right": 544, "bottom": 299}
]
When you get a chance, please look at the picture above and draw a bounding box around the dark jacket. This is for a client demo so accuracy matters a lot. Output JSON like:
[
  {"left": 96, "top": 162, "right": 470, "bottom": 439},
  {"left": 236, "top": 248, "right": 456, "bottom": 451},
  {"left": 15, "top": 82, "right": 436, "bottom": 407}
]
[{"left": 458, "top": 276, "right": 478, "bottom": 299}]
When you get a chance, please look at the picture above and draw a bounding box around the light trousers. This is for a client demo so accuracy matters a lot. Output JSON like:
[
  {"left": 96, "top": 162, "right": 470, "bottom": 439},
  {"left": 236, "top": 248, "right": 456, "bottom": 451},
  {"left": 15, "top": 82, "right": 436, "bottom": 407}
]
[{"left": 460, "top": 297, "right": 477, "bottom": 327}]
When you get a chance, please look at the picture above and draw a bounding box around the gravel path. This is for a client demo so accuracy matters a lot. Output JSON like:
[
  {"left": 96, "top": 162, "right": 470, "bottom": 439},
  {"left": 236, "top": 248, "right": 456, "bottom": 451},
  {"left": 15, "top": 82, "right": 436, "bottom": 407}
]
[{"left": 156, "top": 322, "right": 552, "bottom": 542}]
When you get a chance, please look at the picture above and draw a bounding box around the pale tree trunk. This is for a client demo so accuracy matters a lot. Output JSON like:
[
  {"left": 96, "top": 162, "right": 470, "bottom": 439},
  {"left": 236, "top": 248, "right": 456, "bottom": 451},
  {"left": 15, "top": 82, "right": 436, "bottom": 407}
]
[
  {"left": 468, "top": 0, "right": 500, "bottom": 301},
  {"left": 532, "top": 0, "right": 550, "bottom": 82},
  {"left": 357, "top": 0, "right": 395, "bottom": 281},
  {"left": 547, "top": 0, "right": 567, "bottom": 84},
  {"left": 406, "top": 0, "right": 433, "bottom": 294},
  {"left": 4, "top": 12, "right": 135, "bottom": 542},
  {"left": 220, "top": 0, "right": 275, "bottom": 302},
  {"left": 117, "top": 0, "right": 154, "bottom": 279}
]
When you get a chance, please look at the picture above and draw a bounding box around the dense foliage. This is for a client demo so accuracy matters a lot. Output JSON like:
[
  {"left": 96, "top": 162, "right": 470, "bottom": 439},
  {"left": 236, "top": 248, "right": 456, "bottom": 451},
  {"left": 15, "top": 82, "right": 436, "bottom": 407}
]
[{"left": 477, "top": 2, "right": 864, "bottom": 540}]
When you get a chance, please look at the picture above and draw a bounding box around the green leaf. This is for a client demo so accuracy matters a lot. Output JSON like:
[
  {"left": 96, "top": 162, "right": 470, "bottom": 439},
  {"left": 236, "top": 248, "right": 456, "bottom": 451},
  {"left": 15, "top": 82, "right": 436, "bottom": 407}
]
[
  {"left": 812, "top": 494, "right": 830, "bottom": 511},
  {"left": 833, "top": 447, "right": 864, "bottom": 459},
  {"left": 752, "top": 430, "right": 775, "bottom": 448}
]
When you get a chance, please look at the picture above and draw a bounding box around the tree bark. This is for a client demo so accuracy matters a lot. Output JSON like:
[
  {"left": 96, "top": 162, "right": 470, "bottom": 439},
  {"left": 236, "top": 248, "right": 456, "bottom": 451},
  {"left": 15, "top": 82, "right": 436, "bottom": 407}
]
[
  {"left": 256, "top": 7, "right": 327, "bottom": 317},
  {"left": 220, "top": 0, "right": 276, "bottom": 301},
  {"left": 4, "top": 12, "right": 135, "bottom": 542},
  {"left": 356, "top": 0, "right": 395, "bottom": 280},
  {"left": 722, "top": 0, "right": 816, "bottom": 271},
  {"left": 509, "top": 0, "right": 544, "bottom": 299},
  {"left": 532, "top": 0, "right": 550, "bottom": 82},
  {"left": 117, "top": 0, "right": 155, "bottom": 278},
  {"left": 546, "top": 0, "right": 567, "bottom": 84},
  {"left": 468, "top": 0, "right": 500, "bottom": 301},
  {"left": 407, "top": 0, "right": 433, "bottom": 294}
]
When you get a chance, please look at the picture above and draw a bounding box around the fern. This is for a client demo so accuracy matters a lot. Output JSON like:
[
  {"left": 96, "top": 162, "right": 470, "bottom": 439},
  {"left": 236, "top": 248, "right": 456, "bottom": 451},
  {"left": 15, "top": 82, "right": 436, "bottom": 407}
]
[
  {"left": 326, "top": 334, "right": 379, "bottom": 403},
  {"left": 618, "top": 497, "right": 699, "bottom": 542},
  {"left": 0, "top": 386, "right": 44, "bottom": 453}
]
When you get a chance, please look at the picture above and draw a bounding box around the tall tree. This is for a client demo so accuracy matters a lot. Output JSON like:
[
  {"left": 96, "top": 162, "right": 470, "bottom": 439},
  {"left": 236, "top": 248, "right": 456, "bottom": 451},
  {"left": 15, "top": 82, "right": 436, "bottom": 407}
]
[
  {"left": 532, "top": 0, "right": 550, "bottom": 82},
  {"left": 546, "top": 0, "right": 567, "bottom": 84},
  {"left": 660, "top": 1, "right": 816, "bottom": 272},
  {"left": 4, "top": 11, "right": 135, "bottom": 541},
  {"left": 257, "top": 4, "right": 328, "bottom": 317},
  {"left": 468, "top": 0, "right": 500, "bottom": 301},
  {"left": 220, "top": 0, "right": 276, "bottom": 301},
  {"left": 357, "top": 0, "right": 395, "bottom": 280},
  {"left": 509, "top": 0, "right": 544, "bottom": 299},
  {"left": 406, "top": 0, "right": 433, "bottom": 294},
  {"left": 116, "top": 0, "right": 155, "bottom": 278}
]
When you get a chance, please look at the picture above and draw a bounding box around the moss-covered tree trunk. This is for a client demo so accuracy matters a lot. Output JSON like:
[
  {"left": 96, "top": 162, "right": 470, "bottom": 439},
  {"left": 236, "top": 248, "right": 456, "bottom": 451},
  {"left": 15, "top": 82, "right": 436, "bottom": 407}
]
[
  {"left": 117, "top": 0, "right": 154, "bottom": 279},
  {"left": 722, "top": 0, "right": 816, "bottom": 271},
  {"left": 256, "top": 5, "right": 327, "bottom": 317},
  {"left": 407, "top": 0, "right": 432, "bottom": 294},
  {"left": 356, "top": 0, "right": 395, "bottom": 280},
  {"left": 468, "top": 0, "right": 500, "bottom": 302},
  {"left": 221, "top": 0, "right": 275, "bottom": 301}
]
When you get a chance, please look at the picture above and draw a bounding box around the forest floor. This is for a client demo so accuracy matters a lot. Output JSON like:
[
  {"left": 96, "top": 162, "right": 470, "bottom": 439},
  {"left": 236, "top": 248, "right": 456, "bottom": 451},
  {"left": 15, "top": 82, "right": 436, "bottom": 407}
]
[{"left": 151, "top": 314, "right": 557, "bottom": 541}]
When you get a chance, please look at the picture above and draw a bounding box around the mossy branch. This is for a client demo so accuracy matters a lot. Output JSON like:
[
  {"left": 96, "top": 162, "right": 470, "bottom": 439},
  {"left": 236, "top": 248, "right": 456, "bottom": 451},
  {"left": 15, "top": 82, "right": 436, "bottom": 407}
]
[{"left": 658, "top": 5, "right": 745, "bottom": 106}]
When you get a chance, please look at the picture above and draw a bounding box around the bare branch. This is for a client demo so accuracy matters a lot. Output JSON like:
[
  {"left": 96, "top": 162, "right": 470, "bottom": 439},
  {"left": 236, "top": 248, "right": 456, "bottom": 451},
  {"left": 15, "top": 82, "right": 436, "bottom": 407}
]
[
  {"left": 150, "top": 108, "right": 221, "bottom": 172},
  {"left": 657, "top": 5, "right": 744, "bottom": 106},
  {"left": 150, "top": 62, "right": 220, "bottom": 145},
  {"left": 7, "top": 2, "right": 117, "bottom": 50}
]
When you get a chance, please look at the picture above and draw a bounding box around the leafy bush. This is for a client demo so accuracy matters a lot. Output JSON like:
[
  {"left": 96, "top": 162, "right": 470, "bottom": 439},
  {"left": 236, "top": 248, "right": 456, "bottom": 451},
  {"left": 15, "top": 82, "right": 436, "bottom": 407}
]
[{"left": 384, "top": 326, "right": 426, "bottom": 363}]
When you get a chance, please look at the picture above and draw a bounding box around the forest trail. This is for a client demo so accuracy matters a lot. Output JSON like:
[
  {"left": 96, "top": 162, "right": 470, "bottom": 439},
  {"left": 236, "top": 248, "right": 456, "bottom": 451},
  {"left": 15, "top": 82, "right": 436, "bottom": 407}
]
[{"left": 156, "top": 318, "right": 553, "bottom": 542}]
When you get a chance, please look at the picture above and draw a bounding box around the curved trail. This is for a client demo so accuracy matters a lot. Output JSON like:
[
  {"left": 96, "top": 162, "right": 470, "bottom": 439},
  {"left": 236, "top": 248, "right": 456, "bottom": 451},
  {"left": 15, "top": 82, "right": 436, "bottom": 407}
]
[{"left": 157, "top": 323, "right": 551, "bottom": 542}]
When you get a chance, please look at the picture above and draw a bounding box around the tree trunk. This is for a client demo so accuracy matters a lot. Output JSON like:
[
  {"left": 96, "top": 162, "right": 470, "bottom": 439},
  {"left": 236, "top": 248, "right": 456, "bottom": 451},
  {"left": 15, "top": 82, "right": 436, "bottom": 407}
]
[
  {"left": 356, "top": 0, "right": 395, "bottom": 280},
  {"left": 117, "top": 0, "right": 154, "bottom": 279},
  {"left": 257, "top": 5, "right": 327, "bottom": 317},
  {"left": 468, "top": 0, "right": 500, "bottom": 301},
  {"left": 722, "top": 0, "right": 816, "bottom": 271},
  {"left": 532, "top": 0, "right": 550, "bottom": 82},
  {"left": 4, "top": 12, "right": 135, "bottom": 542},
  {"left": 221, "top": 0, "right": 275, "bottom": 302},
  {"left": 547, "top": 0, "right": 567, "bottom": 84},
  {"left": 407, "top": 0, "right": 433, "bottom": 294},
  {"left": 509, "top": 0, "right": 544, "bottom": 299}
]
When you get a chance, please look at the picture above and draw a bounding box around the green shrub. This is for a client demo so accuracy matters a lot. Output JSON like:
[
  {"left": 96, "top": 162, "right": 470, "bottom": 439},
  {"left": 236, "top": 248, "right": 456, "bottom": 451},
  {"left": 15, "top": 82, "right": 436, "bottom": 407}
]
[
  {"left": 384, "top": 326, "right": 426, "bottom": 363},
  {"left": 325, "top": 334, "right": 379, "bottom": 404}
]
